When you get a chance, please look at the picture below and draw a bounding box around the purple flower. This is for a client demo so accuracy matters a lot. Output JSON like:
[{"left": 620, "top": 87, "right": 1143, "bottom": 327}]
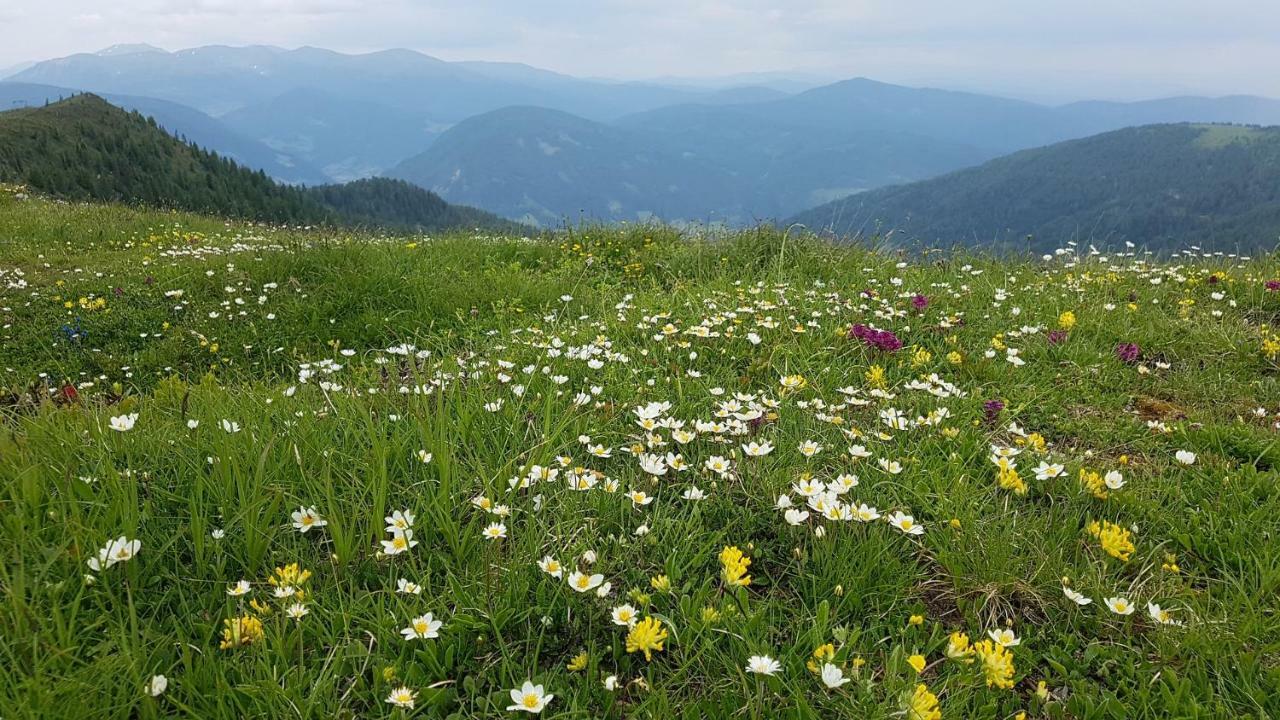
[
  {"left": 1115, "top": 342, "right": 1141, "bottom": 364},
  {"left": 983, "top": 399, "right": 1004, "bottom": 425},
  {"left": 911, "top": 294, "right": 928, "bottom": 311},
  {"left": 1266, "top": 280, "right": 1280, "bottom": 292},
  {"left": 848, "top": 323, "right": 903, "bottom": 352},
  {"left": 1048, "top": 330, "right": 1068, "bottom": 345}
]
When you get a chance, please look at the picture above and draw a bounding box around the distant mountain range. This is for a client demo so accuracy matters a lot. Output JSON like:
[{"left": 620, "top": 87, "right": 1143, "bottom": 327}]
[
  {"left": 6, "top": 44, "right": 1280, "bottom": 237},
  {"left": 788, "top": 123, "right": 1280, "bottom": 253},
  {"left": 0, "top": 95, "right": 514, "bottom": 233}
]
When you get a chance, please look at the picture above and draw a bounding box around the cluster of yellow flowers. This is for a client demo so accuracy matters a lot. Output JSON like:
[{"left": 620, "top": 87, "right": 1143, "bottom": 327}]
[
  {"left": 1088, "top": 520, "right": 1136, "bottom": 562},
  {"left": 719, "top": 545, "right": 752, "bottom": 588},
  {"left": 625, "top": 617, "right": 667, "bottom": 661}
]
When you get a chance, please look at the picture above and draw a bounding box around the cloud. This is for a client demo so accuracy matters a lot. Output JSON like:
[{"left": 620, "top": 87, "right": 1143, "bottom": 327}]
[{"left": 2, "top": 0, "right": 1278, "bottom": 100}]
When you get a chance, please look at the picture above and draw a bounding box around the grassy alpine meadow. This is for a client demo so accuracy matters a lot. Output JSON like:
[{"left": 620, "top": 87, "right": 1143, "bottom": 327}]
[{"left": 2, "top": 182, "right": 1280, "bottom": 719}]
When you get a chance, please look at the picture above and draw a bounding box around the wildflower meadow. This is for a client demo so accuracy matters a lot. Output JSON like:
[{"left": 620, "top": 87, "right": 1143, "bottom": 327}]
[{"left": 1, "top": 185, "right": 1278, "bottom": 718}]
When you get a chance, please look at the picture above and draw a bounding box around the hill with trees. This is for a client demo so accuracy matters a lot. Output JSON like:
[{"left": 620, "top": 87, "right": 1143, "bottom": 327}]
[
  {"left": 788, "top": 123, "right": 1280, "bottom": 253},
  {"left": 0, "top": 94, "right": 514, "bottom": 232}
]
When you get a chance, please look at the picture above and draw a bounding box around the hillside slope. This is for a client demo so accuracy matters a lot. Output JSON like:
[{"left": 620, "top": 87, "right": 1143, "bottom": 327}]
[
  {"left": 0, "top": 81, "right": 327, "bottom": 184},
  {"left": 388, "top": 106, "right": 749, "bottom": 226},
  {"left": 0, "top": 95, "right": 513, "bottom": 232},
  {"left": 789, "top": 123, "right": 1280, "bottom": 252}
]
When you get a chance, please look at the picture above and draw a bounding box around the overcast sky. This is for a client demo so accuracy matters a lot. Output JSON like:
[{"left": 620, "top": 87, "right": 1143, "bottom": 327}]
[{"left": 3, "top": 0, "right": 1279, "bottom": 101}]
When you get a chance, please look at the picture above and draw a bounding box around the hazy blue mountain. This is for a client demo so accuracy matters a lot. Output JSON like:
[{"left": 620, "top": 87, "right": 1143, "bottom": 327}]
[
  {"left": 0, "top": 81, "right": 326, "bottom": 184},
  {"left": 387, "top": 106, "right": 748, "bottom": 226},
  {"left": 0, "top": 94, "right": 514, "bottom": 232},
  {"left": 616, "top": 101, "right": 992, "bottom": 213},
  {"left": 221, "top": 88, "right": 441, "bottom": 181},
  {"left": 11, "top": 45, "right": 714, "bottom": 122},
  {"left": 787, "top": 123, "right": 1280, "bottom": 253},
  {"left": 0, "top": 62, "right": 35, "bottom": 80}
]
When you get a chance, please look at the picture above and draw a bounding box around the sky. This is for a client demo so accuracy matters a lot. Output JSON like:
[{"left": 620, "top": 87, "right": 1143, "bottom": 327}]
[{"left": 2, "top": 0, "right": 1279, "bottom": 101}]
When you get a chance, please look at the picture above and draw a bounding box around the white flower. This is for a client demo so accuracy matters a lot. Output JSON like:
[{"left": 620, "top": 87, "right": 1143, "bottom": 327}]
[
  {"left": 784, "top": 508, "right": 810, "bottom": 526},
  {"left": 507, "top": 680, "right": 553, "bottom": 713},
  {"left": 86, "top": 536, "right": 141, "bottom": 571},
  {"left": 538, "top": 556, "right": 564, "bottom": 578},
  {"left": 798, "top": 440, "right": 823, "bottom": 457},
  {"left": 400, "top": 613, "right": 443, "bottom": 640},
  {"left": 820, "top": 663, "right": 849, "bottom": 689},
  {"left": 108, "top": 413, "right": 138, "bottom": 432},
  {"left": 638, "top": 453, "right": 667, "bottom": 476},
  {"left": 603, "top": 675, "right": 620, "bottom": 691},
  {"left": 628, "top": 490, "right": 654, "bottom": 507},
  {"left": 987, "top": 628, "right": 1020, "bottom": 647},
  {"left": 227, "top": 579, "right": 251, "bottom": 596},
  {"left": 1032, "top": 462, "right": 1065, "bottom": 480},
  {"left": 380, "top": 529, "right": 418, "bottom": 555},
  {"left": 286, "top": 602, "right": 309, "bottom": 620},
  {"left": 746, "top": 655, "right": 782, "bottom": 675},
  {"left": 1105, "top": 597, "right": 1136, "bottom": 615},
  {"left": 482, "top": 522, "right": 507, "bottom": 540},
  {"left": 877, "top": 458, "right": 903, "bottom": 474},
  {"left": 210, "top": 528, "right": 225, "bottom": 540},
  {"left": 1175, "top": 450, "right": 1197, "bottom": 465},
  {"left": 416, "top": 450, "right": 433, "bottom": 464},
  {"left": 1063, "top": 587, "right": 1092, "bottom": 605},
  {"left": 1104, "top": 470, "right": 1126, "bottom": 490},
  {"left": 742, "top": 441, "right": 775, "bottom": 457},
  {"left": 887, "top": 511, "right": 924, "bottom": 535},
  {"left": 611, "top": 604, "right": 638, "bottom": 626},
  {"left": 385, "top": 686, "right": 416, "bottom": 709},
  {"left": 682, "top": 486, "right": 707, "bottom": 501},
  {"left": 385, "top": 509, "right": 415, "bottom": 533},
  {"left": 290, "top": 506, "right": 326, "bottom": 533},
  {"left": 396, "top": 578, "right": 422, "bottom": 595},
  {"left": 186, "top": 419, "right": 199, "bottom": 429},
  {"left": 220, "top": 419, "right": 241, "bottom": 433},
  {"left": 1147, "top": 602, "right": 1182, "bottom": 626},
  {"left": 147, "top": 674, "right": 168, "bottom": 697},
  {"left": 775, "top": 494, "right": 793, "bottom": 509},
  {"left": 567, "top": 571, "right": 604, "bottom": 593}
]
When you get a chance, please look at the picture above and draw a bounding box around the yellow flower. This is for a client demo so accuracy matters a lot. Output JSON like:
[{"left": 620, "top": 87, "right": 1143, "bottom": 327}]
[
  {"left": 701, "top": 606, "right": 721, "bottom": 624},
  {"left": 719, "top": 546, "right": 752, "bottom": 588},
  {"left": 945, "top": 631, "right": 973, "bottom": 663},
  {"left": 998, "top": 466, "right": 1027, "bottom": 495},
  {"left": 946, "top": 351, "right": 963, "bottom": 365},
  {"left": 625, "top": 616, "right": 668, "bottom": 661},
  {"left": 1087, "top": 520, "right": 1135, "bottom": 562},
  {"left": 807, "top": 643, "right": 836, "bottom": 673},
  {"left": 973, "top": 639, "right": 1016, "bottom": 689},
  {"left": 650, "top": 574, "right": 671, "bottom": 593},
  {"left": 219, "top": 615, "right": 264, "bottom": 650},
  {"left": 567, "top": 651, "right": 588, "bottom": 672},
  {"left": 908, "top": 614, "right": 925, "bottom": 626},
  {"left": 267, "top": 563, "right": 312, "bottom": 586},
  {"left": 1079, "top": 469, "right": 1108, "bottom": 499},
  {"left": 1058, "top": 310, "right": 1076, "bottom": 330},
  {"left": 911, "top": 348, "right": 932, "bottom": 367},
  {"left": 905, "top": 683, "right": 942, "bottom": 720},
  {"left": 865, "top": 364, "right": 886, "bottom": 388},
  {"left": 908, "top": 654, "right": 927, "bottom": 673}
]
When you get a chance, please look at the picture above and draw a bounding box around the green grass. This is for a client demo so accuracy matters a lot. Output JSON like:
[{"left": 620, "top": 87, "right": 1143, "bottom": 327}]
[{"left": 2, "top": 184, "right": 1280, "bottom": 719}]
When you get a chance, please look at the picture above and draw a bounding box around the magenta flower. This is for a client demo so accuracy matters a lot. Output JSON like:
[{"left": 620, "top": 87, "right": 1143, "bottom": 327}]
[
  {"left": 848, "top": 324, "right": 903, "bottom": 352},
  {"left": 1115, "top": 343, "right": 1141, "bottom": 364}
]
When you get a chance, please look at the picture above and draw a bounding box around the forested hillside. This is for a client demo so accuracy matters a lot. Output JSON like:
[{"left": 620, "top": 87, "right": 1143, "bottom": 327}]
[
  {"left": 0, "top": 94, "right": 515, "bottom": 232},
  {"left": 790, "top": 123, "right": 1280, "bottom": 252}
]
